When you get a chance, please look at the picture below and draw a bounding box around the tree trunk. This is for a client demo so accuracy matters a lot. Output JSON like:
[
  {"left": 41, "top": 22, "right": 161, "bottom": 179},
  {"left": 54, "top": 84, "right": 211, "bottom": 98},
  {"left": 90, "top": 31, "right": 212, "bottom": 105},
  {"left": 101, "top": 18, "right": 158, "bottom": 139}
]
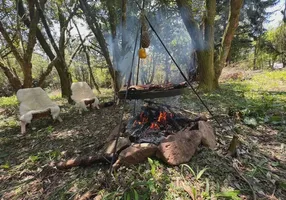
[
  {"left": 196, "top": 50, "right": 215, "bottom": 91},
  {"left": 0, "top": 62, "right": 22, "bottom": 92},
  {"left": 177, "top": 0, "right": 243, "bottom": 90},
  {"left": 214, "top": 0, "right": 244, "bottom": 86},
  {"left": 197, "top": 0, "right": 216, "bottom": 91},
  {"left": 22, "top": 62, "right": 33, "bottom": 88},
  {"left": 56, "top": 63, "right": 72, "bottom": 100},
  {"left": 35, "top": 0, "right": 73, "bottom": 101},
  {"left": 18, "top": 0, "right": 72, "bottom": 99},
  {"left": 176, "top": 0, "right": 215, "bottom": 91},
  {"left": 253, "top": 41, "right": 258, "bottom": 70}
]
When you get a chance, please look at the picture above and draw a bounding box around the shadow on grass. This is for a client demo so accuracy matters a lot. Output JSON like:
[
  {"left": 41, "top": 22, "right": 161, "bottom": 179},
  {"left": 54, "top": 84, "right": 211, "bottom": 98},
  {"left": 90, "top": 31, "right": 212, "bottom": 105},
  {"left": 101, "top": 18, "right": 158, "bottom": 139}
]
[{"left": 0, "top": 104, "right": 123, "bottom": 199}]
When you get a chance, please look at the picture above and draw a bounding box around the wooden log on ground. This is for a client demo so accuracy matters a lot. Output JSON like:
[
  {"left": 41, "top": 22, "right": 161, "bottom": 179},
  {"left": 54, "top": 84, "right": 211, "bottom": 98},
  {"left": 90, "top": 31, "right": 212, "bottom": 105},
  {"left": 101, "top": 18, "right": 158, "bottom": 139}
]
[{"left": 56, "top": 155, "right": 113, "bottom": 170}]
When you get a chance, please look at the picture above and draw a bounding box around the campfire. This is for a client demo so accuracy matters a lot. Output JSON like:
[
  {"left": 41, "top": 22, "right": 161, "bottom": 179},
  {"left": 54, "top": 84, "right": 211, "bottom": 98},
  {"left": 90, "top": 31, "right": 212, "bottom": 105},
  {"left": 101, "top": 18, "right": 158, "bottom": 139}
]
[
  {"left": 126, "top": 102, "right": 198, "bottom": 145},
  {"left": 56, "top": 101, "right": 216, "bottom": 170},
  {"left": 108, "top": 101, "right": 216, "bottom": 168}
]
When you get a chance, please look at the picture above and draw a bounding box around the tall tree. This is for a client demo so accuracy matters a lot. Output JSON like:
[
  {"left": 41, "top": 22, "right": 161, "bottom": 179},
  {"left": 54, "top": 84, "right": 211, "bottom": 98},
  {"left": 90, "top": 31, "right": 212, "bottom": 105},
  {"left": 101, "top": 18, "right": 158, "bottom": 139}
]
[
  {"left": 0, "top": 0, "right": 39, "bottom": 88},
  {"left": 176, "top": 0, "right": 243, "bottom": 90},
  {"left": 34, "top": 0, "right": 78, "bottom": 101},
  {"left": 17, "top": 0, "right": 75, "bottom": 100}
]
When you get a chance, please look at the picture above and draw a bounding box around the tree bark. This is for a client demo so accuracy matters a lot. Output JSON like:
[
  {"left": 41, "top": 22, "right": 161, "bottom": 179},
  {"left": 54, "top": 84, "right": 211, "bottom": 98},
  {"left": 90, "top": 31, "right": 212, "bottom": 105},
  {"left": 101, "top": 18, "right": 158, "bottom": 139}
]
[
  {"left": 176, "top": 0, "right": 216, "bottom": 91},
  {"left": 38, "top": 57, "right": 58, "bottom": 87},
  {"left": 106, "top": 0, "right": 123, "bottom": 91},
  {"left": 0, "top": 62, "right": 22, "bottom": 91},
  {"left": 214, "top": 0, "right": 244, "bottom": 86},
  {"left": 35, "top": 0, "right": 73, "bottom": 101},
  {"left": 197, "top": 0, "right": 216, "bottom": 91},
  {"left": 18, "top": 0, "right": 73, "bottom": 99},
  {"left": 177, "top": 0, "right": 243, "bottom": 90}
]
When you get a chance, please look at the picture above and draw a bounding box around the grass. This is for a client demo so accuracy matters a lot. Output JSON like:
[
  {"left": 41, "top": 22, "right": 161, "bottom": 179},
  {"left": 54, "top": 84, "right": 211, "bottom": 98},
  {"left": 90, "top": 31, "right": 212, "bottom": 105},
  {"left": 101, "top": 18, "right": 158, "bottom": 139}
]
[
  {"left": 0, "top": 95, "right": 18, "bottom": 108},
  {"left": 0, "top": 70, "right": 285, "bottom": 199},
  {"left": 182, "top": 70, "right": 286, "bottom": 130}
]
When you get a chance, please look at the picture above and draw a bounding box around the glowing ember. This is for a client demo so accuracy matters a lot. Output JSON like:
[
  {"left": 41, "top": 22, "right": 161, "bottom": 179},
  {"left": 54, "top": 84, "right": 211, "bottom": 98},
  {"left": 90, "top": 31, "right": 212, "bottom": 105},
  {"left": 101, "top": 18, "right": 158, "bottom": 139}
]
[
  {"left": 150, "top": 122, "right": 160, "bottom": 129},
  {"left": 158, "top": 111, "right": 167, "bottom": 123},
  {"left": 133, "top": 109, "right": 174, "bottom": 130},
  {"left": 140, "top": 113, "right": 148, "bottom": 123}
]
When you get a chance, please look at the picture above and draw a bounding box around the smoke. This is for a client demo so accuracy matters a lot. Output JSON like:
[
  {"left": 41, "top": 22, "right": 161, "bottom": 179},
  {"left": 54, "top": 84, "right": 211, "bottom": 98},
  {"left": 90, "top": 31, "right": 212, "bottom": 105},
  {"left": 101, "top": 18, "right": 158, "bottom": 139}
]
[{"left": 105, "top": 1, "right": 196, "bottom": 86}]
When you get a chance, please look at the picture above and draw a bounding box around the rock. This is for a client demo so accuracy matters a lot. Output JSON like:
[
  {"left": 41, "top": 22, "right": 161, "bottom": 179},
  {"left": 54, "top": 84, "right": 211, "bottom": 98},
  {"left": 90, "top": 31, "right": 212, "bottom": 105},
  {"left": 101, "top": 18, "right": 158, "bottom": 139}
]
[
  {"left": 104, "top": 137, "right": 131, "bottom": 156},
  {"left": 156, "top": 129, "right": 202, "bottom": 165},
  {"left": 198, "top": 121, "right": 216, "bottom": 149},
  {"left": 94, "top": 194, "right": 103, "bottom": 200},
  {"left": 113, "top": 143, "right": 158, "bottom": 168}
]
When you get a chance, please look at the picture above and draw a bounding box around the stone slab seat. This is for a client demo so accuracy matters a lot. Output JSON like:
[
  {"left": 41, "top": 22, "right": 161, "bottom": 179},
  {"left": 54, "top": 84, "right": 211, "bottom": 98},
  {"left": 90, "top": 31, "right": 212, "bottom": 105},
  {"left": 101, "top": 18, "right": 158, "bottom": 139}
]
[
  {"left": 16, "top": 87, "right": 62, "bottom": 134},
  {"left": 71, "top": 82, "right": 99, "bottom": 114}
]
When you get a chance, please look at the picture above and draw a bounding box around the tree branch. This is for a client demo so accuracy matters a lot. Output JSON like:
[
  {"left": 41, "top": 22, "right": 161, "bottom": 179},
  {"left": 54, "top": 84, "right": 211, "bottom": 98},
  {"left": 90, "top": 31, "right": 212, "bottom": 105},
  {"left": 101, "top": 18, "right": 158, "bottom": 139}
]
[
  {"left": 18, "top": 0, "right": 56, "bottom": 60},
  {"left": 0, "top": 21, "right": 24, "bottom": 65},
  {"left": 88, "top": 45, "right": 104, "bottom": 56},
  {"left": 35, "top": 0, "right": 61, "bottom": 57},
  {"left": 38, "top": 57, "right": 59, "bottom": 87},
  {"left": 73, "top": 20, "right": 100, "bottom": 93},
  {"left": 25, "top": 0, "right": 40, "bottom": 62},
  {"left": 67, "top": 42, "right": 84, "bottom": 67},
  {"left": 0, "top": 61, "right": 22, "bottom": 91}
]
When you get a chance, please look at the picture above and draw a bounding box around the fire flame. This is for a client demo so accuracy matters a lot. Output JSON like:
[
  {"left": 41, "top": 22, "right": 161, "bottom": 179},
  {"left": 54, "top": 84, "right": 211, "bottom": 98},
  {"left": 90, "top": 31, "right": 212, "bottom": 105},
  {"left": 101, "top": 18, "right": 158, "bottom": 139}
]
[
  {"left": 150, "top": 122, "right": 160, "bottom": 129},
  {"left": 158, "top": 111, "right": 167, "bottom": 123},
  {"left": 133, "top": 110, "right": 172, "bottom": 130}
]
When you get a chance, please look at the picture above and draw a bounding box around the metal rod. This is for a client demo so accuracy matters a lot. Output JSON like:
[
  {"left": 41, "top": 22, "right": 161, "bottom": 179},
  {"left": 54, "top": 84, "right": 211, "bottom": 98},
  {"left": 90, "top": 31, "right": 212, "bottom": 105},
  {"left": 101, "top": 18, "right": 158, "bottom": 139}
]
[
  {"left": 133, "top": 0, "right": 145, "bottom": 117},
  {"left": 135, "top": 0, "right": 145, "bottom": 86}
]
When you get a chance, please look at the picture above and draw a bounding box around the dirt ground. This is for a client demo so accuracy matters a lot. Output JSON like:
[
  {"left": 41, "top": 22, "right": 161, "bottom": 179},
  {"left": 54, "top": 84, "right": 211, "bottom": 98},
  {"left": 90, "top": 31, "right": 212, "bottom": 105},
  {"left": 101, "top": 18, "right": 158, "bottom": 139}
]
[{"left": 0, "top": 70, "right": 286, "bottom": 199}]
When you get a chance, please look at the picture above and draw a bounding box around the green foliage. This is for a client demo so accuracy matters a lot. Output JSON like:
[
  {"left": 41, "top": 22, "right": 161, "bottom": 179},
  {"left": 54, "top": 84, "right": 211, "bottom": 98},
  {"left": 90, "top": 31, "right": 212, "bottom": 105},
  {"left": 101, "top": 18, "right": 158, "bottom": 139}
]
[
  {"left": 185, "top": 70, "right": 286, "bottom": 128},
  {"left": 0, "top": 95, "right": 18, "bottom": 108},
  {"left": 46, "top": 125, "right": 54, "bottom": 134},
  {"left": 0, "top": 161, "right": 10, "bottom": 169},
  {"left": 181, "top": 164, "right": 208, "bottom": 181},
  {"left": 215, "top": 190, "right": 241, "bottom": 200}
]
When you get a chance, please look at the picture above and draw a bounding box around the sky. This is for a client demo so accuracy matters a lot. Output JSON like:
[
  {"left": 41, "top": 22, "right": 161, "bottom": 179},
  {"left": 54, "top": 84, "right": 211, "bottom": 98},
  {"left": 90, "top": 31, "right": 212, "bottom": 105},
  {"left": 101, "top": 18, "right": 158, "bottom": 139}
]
[{"left": 264, "top": 0, "right": 285, "bottom": 30}]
